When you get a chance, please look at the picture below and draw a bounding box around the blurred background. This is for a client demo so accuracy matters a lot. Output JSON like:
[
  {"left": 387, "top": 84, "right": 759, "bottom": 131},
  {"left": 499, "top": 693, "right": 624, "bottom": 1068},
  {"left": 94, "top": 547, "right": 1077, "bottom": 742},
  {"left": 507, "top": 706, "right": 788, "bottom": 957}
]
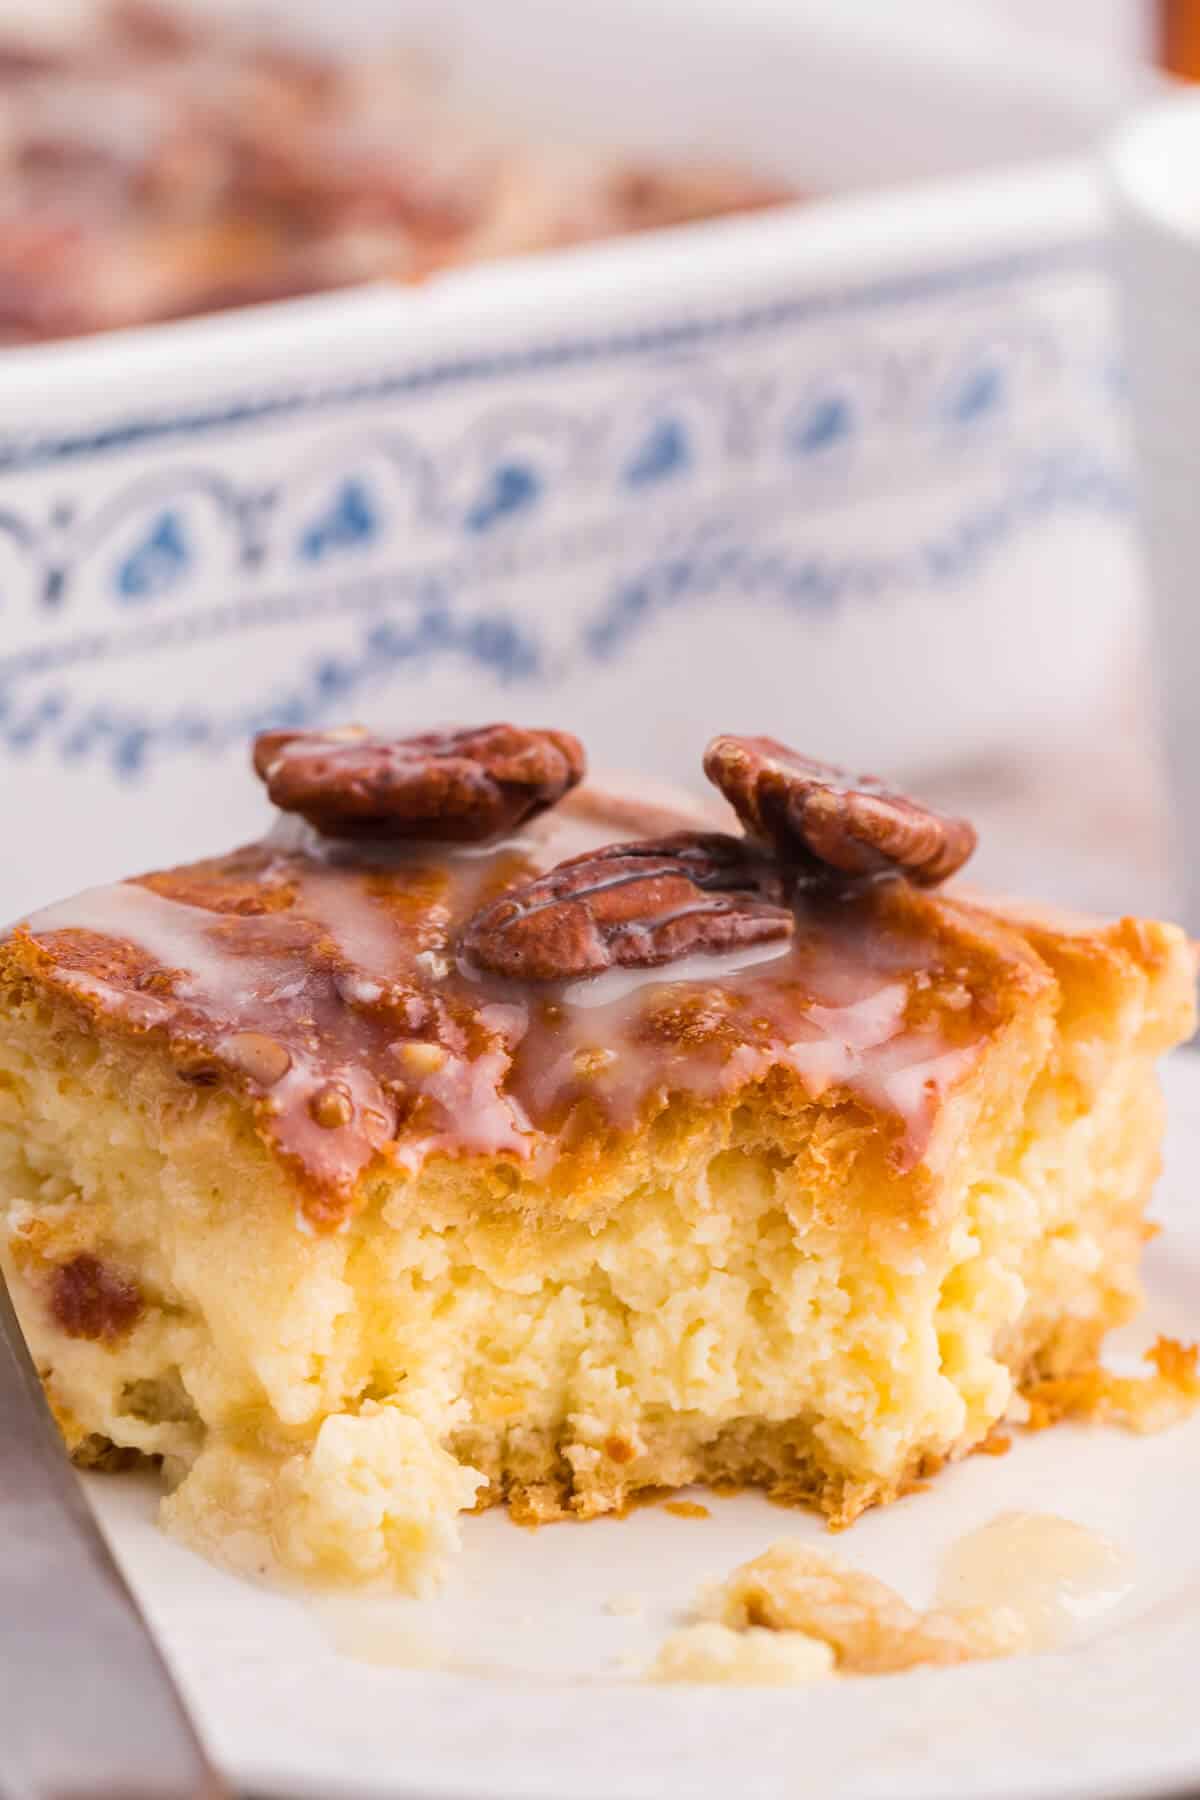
[
  {"left": 928, "top": 5, "right": 1195, "bottom": 921},
  {"left": 2, "top": 0, "right": 1199, "bottom": 923}
]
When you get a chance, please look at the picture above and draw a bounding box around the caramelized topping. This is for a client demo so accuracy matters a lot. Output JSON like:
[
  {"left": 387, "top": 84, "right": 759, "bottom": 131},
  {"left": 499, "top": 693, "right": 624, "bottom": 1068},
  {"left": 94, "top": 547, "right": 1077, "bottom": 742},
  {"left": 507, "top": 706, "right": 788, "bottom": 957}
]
[
  {"left": 254, "top": 723, "right": 585, "bottom": 843},
  {"left": 5, "top": 742, "right": 1002, "bottom": 1231},
  {"left": 10, "top": 824, "right": 1008, "bottom": 1228},
  {"left": 704, "top": 736, "right": 976, "bottom": 886},
  {"left": 461, "top": 832, "right": 793, "bottom": 981}
]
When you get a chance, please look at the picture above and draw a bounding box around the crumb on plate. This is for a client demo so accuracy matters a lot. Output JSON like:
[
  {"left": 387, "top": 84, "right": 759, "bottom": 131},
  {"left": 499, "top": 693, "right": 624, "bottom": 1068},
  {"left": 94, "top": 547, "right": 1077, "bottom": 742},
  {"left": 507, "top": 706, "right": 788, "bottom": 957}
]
[
  {"left": 1024, "top": 1337, "right": 1200, "bottom": 1434},
  {"left": 689, "top": 1540, "right": 1027, "bottom": 1676},
  {"left": 651, "top": 1621, "right": 835, "bottom": 1685}
]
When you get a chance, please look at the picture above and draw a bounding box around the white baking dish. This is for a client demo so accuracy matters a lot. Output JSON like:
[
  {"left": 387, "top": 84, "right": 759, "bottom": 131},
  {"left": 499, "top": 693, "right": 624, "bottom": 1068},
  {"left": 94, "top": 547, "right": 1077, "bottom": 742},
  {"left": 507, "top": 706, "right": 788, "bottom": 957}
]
[{"left": 0, "top": 0, "right": 1151, "bottom": 918}]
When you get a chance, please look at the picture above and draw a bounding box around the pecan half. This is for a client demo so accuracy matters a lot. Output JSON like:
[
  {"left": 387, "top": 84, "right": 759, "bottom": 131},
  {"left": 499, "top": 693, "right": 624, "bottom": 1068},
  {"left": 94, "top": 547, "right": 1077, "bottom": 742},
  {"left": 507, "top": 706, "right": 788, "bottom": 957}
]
[
  {"left": 49, "top": 1254, "right": 143, "bottom": 1344},
  {"left": 703, "top": 735, "right": 976, "bottom": 886},
  {"left": 462, "top": 831, "right": 793, "bottom": 981},
  {"left": 253, "top": 723, "right": 586, "bottom": 842}
]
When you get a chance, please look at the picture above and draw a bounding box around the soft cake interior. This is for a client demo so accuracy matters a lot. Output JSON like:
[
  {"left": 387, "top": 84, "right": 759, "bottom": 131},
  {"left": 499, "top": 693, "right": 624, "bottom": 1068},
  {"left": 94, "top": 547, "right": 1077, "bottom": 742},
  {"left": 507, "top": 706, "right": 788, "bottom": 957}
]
[{"left": 0, "top": 905, "right": 1189, "bottom": 1589}]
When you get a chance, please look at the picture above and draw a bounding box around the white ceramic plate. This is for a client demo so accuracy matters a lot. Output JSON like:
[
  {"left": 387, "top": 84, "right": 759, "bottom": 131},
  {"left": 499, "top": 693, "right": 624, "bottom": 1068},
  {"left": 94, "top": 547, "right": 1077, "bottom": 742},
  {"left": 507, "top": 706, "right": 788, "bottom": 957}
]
[{"left": 85, "top": 1053, "right": 1200, "bottom": 1800}]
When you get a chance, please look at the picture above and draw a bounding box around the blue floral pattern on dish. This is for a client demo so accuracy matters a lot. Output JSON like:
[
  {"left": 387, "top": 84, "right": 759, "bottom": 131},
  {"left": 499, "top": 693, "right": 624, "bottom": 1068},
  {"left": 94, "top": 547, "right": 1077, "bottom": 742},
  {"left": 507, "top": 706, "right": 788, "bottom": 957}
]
[
  {"left": 116, "top": 509, "right": 192, "bottom": 600},
  {"left": 298, "top": 478, "right": 381, "bottom": 562},
  {"left": 0, "top": 236, "right": 1128, "bottom": 780},
  {"left": 0, "top": 446, "right": 1130, "bottom": 781}
]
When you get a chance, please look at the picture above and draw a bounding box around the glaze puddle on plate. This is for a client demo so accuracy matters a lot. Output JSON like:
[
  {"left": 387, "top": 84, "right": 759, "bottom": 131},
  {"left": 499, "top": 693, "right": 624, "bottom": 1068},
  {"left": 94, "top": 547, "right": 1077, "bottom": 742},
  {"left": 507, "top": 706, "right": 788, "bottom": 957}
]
[
  {"left": 316, "top": 1508, "right": 1134, "bottom": 1679},
  {"left": 314, "top": 1596, "right": 455, "bottom": 1671},
  {"left": 936, "top": 1511, "right": 1135, "bottom": 1650}
]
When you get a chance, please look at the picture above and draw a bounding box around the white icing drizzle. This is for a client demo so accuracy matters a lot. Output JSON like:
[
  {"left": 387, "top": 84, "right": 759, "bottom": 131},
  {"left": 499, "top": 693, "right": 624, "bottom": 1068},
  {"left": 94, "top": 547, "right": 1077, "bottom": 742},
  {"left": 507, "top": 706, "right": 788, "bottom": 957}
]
[
  {"left": 392, "top": 1046, "right": 532, "bottom": 1170},
  {"left": 558, "top": 939, "right": 793, "bottom": 1011},
  {"left": 24, "top": 883, "right": 278, "bottom": 1010},
  {"left": 292, "top": 868, "right": 407, "bottom": 988}
]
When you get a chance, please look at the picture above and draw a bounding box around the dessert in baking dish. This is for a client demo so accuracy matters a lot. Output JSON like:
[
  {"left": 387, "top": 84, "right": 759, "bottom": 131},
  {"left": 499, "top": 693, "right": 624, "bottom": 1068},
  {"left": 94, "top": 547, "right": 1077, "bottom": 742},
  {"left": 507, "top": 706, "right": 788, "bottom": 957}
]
[
  {"left": 0, "top": 0, "right": 791, "bottom": 343},
  {"left": 0, "top": 725, "right": 1193, "bottom": 1589}
]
